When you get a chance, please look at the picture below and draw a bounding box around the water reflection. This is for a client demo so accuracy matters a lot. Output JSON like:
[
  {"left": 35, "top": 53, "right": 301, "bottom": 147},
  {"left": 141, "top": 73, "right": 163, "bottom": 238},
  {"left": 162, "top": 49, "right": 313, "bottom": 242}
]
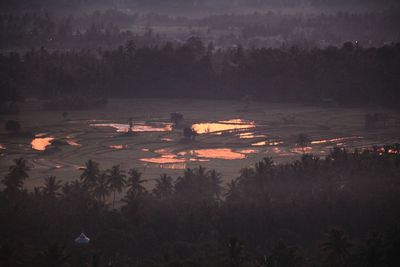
[
  {"left": 291, "top": 147, "right": 313, "bottom": 154},
  {"left": 185, "top": 148, "right": 246, "bottom": 160},
  {"left": 252, "top": 140, "right": 283, "bottom": 146},
  {"left": 31, "top": 137, "right": 54, "bottom": 151},
  {"left": 192, "top": 119, "right": 255, "bottom": 134},
  {"left": 66, "top": 139, "right": 81, "bottom": 146},
  {"left": 91, "top": 122, "right": 173, "bottom": 133},
  {"left": 159, "top": 163, "right": 187, "bottom": 169},
  {"left": 109, "top": 145, "right": 128, "bottom": 149},
  {"left": 140, "top": 147, "right": 247, "bottom": 165},
  {"left": 239, "top": 149, "right": 258, "bottom": 154},
  {"left": 140, "top": 156, "right": 186, "bottom": 164},
  {"left": 238, "top": 132, "right": 266, "bottom": 139},
  {"left": 311, "top": 136, "right": 362, "bottom": 145},
  {"left": 0, "top": 144, "right": 5, "bottom": 150}
]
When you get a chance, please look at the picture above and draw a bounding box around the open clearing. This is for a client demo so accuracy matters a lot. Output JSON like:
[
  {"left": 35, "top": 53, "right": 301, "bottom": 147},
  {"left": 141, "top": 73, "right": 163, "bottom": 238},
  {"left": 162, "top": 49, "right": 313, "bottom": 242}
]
[{"left": 1, "top": 98, "right": 399, "bottom": 189}]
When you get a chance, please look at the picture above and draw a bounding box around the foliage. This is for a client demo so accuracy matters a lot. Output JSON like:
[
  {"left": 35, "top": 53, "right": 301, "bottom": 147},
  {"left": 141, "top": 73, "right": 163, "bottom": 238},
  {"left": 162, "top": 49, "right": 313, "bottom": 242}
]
[{"left": 1, "top": 147, "right": 400, "bottom": 266}]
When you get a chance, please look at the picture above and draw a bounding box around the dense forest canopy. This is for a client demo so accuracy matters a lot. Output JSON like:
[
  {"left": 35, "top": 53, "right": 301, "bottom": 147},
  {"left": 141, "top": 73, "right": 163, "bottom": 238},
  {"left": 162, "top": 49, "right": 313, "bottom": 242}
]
[
  {"left": 1, "top": 147, "right": 400, "bottom": 266},
  {"left": 1, "top": 9, "right": 399, "bottom": 49},
  {"left": 1, "top": 40, "right": 400, "bottom": 108}
]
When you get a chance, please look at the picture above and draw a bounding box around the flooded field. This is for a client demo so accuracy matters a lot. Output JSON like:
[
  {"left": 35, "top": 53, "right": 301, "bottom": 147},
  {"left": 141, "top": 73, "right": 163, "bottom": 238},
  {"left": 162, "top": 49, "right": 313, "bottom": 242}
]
[{"left": 1, "top": 98, "right": 399, "bottom": 189}]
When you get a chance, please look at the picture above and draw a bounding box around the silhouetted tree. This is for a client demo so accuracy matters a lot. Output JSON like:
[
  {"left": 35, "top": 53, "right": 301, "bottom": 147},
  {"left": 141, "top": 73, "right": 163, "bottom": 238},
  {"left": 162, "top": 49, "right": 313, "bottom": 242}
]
[
  {"left": 107, "top": 165, "right": 126, "bottom": 208},
  {"left": 126, "top": 168, "right": 146, "bottom": 197},
  {"left": 296, "top": 133, "right": 311, "bottom": 153},
  {"left": 80, "top": 160, "right": 100, "bottom": 190},
  {"left": 41, "top": 176, "right": 62, "bottom": 198},
  {"left": 320, "top": 228, "right": 352, "bottom": 267},
  {"left": 183, "top": 127, "right": 197, "bottom": 140},
  {"left": 92, "top": 172, "right": 111, "bottom": 203},
  {"left": 2, "top": 157, "right": 30, "bottom": 194},
  {"left": 153, "top": 174, "right": 173, "bottom": 200}
]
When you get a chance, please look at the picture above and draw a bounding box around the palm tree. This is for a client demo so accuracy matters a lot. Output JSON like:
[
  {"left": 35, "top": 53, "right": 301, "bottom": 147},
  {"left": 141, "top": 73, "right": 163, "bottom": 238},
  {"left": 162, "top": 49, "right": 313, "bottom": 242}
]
[
  {"left": 126, "top": 168, "right": 147, "bottom": 198},
  {"left": 92, "top": 172, "right": 111, "bottom": 203},
  {"left": 153, "top": 174, "right": 173, "bottom": 199},
  {"left": 320, "top": 228, "right": 352, "bottom": 267},
  {"left": 42, "top": 176, "right": 62, "bottom": 198},
  {"left": 128, "top": 117, "right": 133, "bottom": 133},
  {"left": 80, "top": 159, "right": 100, "bottom": 189},
  {"left": 2, "top": 157, "right": 30, "bottom": 194},
  {"left": 224, "top": 179, "right": 240, "bottom": 202},
  {"left": 107, "top": 165, "right": 126, "bottom": 208},
  {"left": 209, "top": 169, "right": 223, "bottom": 200},
  {"left": 296, "top": 133, "right": 311, "bottom": 153}
]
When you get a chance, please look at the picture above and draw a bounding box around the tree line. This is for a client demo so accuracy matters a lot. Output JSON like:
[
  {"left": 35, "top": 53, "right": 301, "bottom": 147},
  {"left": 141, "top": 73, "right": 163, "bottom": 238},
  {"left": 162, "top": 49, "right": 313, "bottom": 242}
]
[
  {"left": 1, "top": 39, "right": 400, "bottom": 109},
  {"left": 1, "top": 9, "right": 399, "bottom": 49},
  {"left": 1, "top": 145, "right": 400, "bottom": 266}
]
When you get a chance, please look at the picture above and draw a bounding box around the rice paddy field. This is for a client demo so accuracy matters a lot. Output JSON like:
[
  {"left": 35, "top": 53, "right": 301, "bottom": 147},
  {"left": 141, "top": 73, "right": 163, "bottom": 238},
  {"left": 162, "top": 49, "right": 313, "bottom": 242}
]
[{"left": 1, "top": 98, "right": 399, "bottom": 189}]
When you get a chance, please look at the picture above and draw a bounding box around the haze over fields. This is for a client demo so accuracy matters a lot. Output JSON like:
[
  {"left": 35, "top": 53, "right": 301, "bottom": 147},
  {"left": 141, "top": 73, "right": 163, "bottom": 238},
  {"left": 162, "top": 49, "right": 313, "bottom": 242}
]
[{"left": 1, "top": 1, "right": 400, "bottom": 266}]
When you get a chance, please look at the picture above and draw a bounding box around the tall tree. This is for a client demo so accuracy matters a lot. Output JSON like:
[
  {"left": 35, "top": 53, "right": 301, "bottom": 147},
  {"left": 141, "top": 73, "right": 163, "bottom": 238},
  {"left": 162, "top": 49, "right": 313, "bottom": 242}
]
[
  {"left": 42, "top": 176, "right": 62, "bottom": 198},
  {"left": 107, "top": 165, "right": 126, "bottom": 209},
  {"left": 320, "top": 228, "right": 352, "bottom": 267},
  {"left": 152, "top": 174, "right": 173, "bottom": 200},
  {"left": 80, "top": 159, "right": 100, "bottom": 190},
  {"left": 92, "top": 172, "right": 111, "bottom": 203},
  {"left": 2, "top": 157, "right": 30, "bottom": 194},
  {"left": 296, "top": 133, "right": 311, "bottom": 153},
  {"left": 126, "top": 168, "right": 146, "bottom": 198}
]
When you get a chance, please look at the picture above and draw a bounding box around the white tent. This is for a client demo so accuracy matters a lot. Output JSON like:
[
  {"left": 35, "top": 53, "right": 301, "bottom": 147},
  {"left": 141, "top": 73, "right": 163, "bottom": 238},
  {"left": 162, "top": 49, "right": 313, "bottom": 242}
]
[{"left": 75, "top": 232, "right": 90, "bottom": 244}]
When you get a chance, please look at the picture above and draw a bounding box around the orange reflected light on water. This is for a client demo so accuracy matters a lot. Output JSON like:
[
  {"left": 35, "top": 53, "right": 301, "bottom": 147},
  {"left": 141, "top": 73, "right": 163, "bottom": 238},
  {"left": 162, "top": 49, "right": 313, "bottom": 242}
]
[
  {"left": 238, "top": 132, "right": 267, "bottom": 139},
  {"left": 189, "top": 148, "right": 246, "bottom": 160},
  {"left": 140, "top": 156, "right": 186, "bottom": 164},
  {"left": 31, "top": 137, "right": 54, "bottom": 151},
  {"left": 239, "top": 149, "right": 258, "bottom": 154},
  {"left": 66, "top": 139, "right": 81, "bottom": 146},
  {"left": 91, "top": 122, "right": 173, "bottom": 133},
  {"left": 252, "top": 140, "right": 283, "bottom": 147},
  {"left": 291, "top": 147, "right": 313, "bottom": 154},
  {"left": 311, "top": 136, "right": 362, "bottom": 145},
  {"left": 109, "top": 145, "right": 128, "bottom": 149},
  {"left": 192, "top": 119, "right": 255, "bottom": 134},
  {"left": 159, "top": 163, "right": 187, "bottom": 169}
]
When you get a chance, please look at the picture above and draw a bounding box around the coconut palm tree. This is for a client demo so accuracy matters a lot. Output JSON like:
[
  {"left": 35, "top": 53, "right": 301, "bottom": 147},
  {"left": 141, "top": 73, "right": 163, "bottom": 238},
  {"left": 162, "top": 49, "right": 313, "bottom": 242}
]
[
  {"left": 209, "top": 169, "right": 223, "bottom": 200},
  {"left": 126, "top": 168, "right": 147, "bottom": 198},
  {"left": 92, "top": 172, "right": 111, "bottom": 203},
  {"left": 107, "top": 165, "right": 126, "bottom": 208},
  {"left": 80, "top": 159, "right": 100, "bottom": 190},
  {"left": 224, "top": 178, "right": 240, "bottom": 202},
  {"left": 153, "top": 174, "right": 173, "bottom": 200},
  {"left": 2, "top": 157, "right": 30, "bottom": 194},
  {"left": 42, "top": 176, "right": 62, "bottom": 198},
  {"left": 296, "top": 133, "right": 311, "bottom": 154},
  {"left": 320, "top": 228, "right": 352, "bottom": 267},
  {"left": 128, "top": 117, "right": 133, "bottom": 133}
]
